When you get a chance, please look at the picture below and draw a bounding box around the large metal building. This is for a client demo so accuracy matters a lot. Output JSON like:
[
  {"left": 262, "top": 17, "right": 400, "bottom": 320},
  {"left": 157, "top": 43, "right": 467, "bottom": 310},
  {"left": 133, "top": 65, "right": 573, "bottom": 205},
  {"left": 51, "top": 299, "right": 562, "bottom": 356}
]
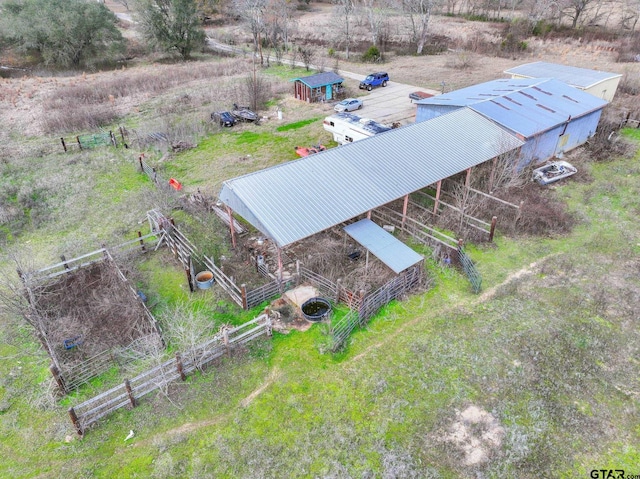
[
  {"left": 504, "top": 62, "right": 622, "bottom": 102},
  {"left": 415, "top": 78, "right": 608, "bottom": 166},
  {"left": 219, "top": 108, "right": 523, "bottom": 253}
]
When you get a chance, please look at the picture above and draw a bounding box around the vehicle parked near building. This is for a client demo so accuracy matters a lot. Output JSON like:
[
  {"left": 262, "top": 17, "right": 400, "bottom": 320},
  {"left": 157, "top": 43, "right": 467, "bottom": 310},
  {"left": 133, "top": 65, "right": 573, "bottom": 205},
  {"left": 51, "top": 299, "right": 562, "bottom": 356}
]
[
  {"left": 211, "top": 111, "right": 237, "bottom": 127},
  {"left": 532, "top": 161, "right": 577, "bottom": 185},
  {"left": 231, "top": 103, "right": 260, "bottom": 122},
  {"left": 359, "top": 72, "right": 389, "bottom": 91},
  {"left": 322, "top": 112, "right": 391, "bottom": 145},
  {"left": 334, "top": 98, "right": 363, "bottom": 112}
]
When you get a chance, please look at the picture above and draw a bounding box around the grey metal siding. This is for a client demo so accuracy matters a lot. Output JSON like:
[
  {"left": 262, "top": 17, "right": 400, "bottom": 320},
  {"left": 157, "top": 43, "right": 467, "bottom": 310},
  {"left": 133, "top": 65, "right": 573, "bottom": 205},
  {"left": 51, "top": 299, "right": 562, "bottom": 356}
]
[
  {"left": 415, "top": 104, "right": 461, "bottom": 122},
  {"left": 520, "top": 126, "right": 565, "bottom": 166},
  {"left": 556, "top": 110, "right": 602, "bottom": 155}
]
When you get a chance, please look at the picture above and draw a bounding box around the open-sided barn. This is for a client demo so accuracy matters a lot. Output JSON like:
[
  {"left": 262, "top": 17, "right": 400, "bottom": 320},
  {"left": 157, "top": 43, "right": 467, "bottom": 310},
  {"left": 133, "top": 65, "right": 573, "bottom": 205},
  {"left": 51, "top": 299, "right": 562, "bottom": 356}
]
[
  {"left": 415, "top": 78, "right": 608, "bottom": 166},
  {"left": 504, "top": 61, "right": 622, "bottom": 102},
  {"left": 218, "top": 108, "right": 523, "bottom": 275}
]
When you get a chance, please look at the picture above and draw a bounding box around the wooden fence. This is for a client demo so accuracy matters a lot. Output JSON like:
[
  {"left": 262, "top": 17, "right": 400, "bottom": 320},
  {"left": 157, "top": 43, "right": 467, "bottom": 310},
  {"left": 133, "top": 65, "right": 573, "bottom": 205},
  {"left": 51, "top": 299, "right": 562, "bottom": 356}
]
[
  {"left": 329, "top": 264, "right": 425, "bottom": 352},
  {"left": 69, "top": 313, "right": 272, "bottom": 435},
  {"left": 21, "top": 234, "right": 164, "bottom": 393},
  {"left": 60, "top": 130, "right": 120, "bottom": 152},
  {"left": 297, "top": 264, "right": 362, "bottom": 310},
  {"left": 372, "top": 206, "right": 459, "bottom": 253},
  {"left": 147, "top": 209, "right": 282, "bottom": 310}
]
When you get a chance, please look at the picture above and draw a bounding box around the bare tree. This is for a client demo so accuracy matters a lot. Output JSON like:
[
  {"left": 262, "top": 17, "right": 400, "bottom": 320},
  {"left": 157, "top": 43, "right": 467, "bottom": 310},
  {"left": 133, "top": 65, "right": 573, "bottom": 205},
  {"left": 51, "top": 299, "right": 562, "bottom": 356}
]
[
  {"left": 264, "top": 0, "right": 296, "bottom": 53},
  {"left": 233, "top": 0, "right": 267, "bottom": 64},
  {"left": 333, "top": 0, "right": 355, "bottom": 59},
  {"left": 159, "top": 302, "right": 216, "bottom": 371},
  {"left": 245, "top": 60, "right": 272, "bottom": 111},
  {"left": 403, "top": 0, "right": 436, "bottom": 54},
  {"left": 361, "top": 0, "right": 388, "bottom": 47},
  {"left": 299, "top": 45, "right": 314, "bottom": 70},
  {"left": 114, "top": 0, "right": 131, "bottom": 11}
]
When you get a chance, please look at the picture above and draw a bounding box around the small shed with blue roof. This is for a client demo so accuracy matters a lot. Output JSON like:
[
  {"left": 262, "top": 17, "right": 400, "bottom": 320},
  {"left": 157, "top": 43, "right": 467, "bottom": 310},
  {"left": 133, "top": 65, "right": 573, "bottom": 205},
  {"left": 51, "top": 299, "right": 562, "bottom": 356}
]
[
  {"left": 415, "top": 78, "right": 608, "bottom": 166},
  {"left": 291, "top": 72, "right": 344, "bottom": 103}
]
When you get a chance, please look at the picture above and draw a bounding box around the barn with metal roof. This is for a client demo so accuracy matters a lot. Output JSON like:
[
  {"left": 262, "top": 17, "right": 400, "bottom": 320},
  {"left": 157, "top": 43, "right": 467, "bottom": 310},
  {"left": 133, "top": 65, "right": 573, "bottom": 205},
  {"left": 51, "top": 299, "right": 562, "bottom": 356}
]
[
  {"left": 218, "top": 108, "right": 523, "bottom": 267},
  {"left": 415, "top": 78, "right": 608, "bottom": 165},
  {"left": 504, "top": 62, "right": 622, "bottom": 102}
]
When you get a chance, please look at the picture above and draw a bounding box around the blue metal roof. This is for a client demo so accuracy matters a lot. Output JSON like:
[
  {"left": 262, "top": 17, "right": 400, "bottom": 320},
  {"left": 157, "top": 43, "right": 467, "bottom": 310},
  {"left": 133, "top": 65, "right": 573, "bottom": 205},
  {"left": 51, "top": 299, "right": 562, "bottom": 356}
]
[
  {"left": 219, "top": 108, "right": 523, "bottom": 248},
  {"left": 504, "top": 62, "right": 621, "bottom": 89},
  {"left": 291, "top": 72, "right": 344, "bottom": 88},
  {"left": 344, "top": 219, "right": 423, "bottom": 274},
  {"left": 416, "top": 78, "right": 607, "bottom": 137}
]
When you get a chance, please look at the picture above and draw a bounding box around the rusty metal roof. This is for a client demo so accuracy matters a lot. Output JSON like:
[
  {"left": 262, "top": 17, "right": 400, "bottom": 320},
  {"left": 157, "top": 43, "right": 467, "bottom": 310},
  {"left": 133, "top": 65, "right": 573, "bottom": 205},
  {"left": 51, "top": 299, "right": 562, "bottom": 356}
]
[{"left": 219, "top": 108, "right": 523, "bottom": 248}]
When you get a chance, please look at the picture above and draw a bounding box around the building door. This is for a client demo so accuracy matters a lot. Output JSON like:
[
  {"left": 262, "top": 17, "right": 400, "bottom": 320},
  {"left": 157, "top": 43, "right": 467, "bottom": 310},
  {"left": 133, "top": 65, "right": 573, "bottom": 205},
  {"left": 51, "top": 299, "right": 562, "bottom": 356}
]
[{"left": 326, "top": 84, "right": 332, "bottom": 100}]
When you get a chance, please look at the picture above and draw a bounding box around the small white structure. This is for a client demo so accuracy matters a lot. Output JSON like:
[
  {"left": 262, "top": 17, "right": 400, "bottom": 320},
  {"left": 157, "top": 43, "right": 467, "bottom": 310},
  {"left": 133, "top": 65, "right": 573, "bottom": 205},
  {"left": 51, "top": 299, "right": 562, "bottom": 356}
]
[
  {"left": 322, "top": 112, "right": 391, "bottom": 145},
  {"left": 504, "top": 62, "right": 622, "bottom": 102}
]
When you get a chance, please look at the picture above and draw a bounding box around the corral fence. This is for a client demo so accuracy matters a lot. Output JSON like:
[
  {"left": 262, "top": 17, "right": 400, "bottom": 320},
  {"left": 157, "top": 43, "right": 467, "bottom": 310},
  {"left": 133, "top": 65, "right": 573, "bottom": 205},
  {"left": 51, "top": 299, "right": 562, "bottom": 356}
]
[
  {"left": 68, "top": 313, "right": 272, "bottom": 435},
  {"left": 147, "top": 209, "right": 283, "bottom": 310},
  {"left": 458, "top": 245, "right": 482, "bottom": 294},
  {"left": 20, "top": 233, "right": 164, "bottom": 393},
  {"left": 296, "top": 259, "right": 425, "bottom": 352},
  {"left": 329, "top": 264, "right": 426, "bottom": 352},
  {"left": 620, "top": 111, "right": 640, "bottom": 129},
  {"left": 60, "top": 128, "right": 130, "bottom": 152},
  {"left": 372, "top": 205, "right": 483, "bottom": 292}
]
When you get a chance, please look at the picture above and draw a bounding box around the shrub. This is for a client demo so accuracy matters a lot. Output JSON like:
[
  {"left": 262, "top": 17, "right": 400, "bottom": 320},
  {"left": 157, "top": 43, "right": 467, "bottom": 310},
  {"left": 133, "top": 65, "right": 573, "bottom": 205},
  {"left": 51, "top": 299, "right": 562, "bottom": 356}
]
[{"left": 362, "top": 45, "right": 382, "bottom": 63}]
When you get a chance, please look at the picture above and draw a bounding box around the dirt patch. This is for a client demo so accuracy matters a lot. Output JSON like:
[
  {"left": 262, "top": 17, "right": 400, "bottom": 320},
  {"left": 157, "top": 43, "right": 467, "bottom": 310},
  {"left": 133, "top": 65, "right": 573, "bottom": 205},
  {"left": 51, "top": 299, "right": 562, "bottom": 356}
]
[
  {"left": 439, "top": 405, "right": 506, "bottom": 467},
  {"left": 267, "top": 297, "right": 314, "bottom": 333}
]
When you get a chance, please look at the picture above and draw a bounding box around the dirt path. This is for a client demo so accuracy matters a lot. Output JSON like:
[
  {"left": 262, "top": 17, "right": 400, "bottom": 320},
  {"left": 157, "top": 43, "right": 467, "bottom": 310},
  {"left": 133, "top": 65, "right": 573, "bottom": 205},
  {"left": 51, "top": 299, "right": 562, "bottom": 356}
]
[{"left": 346, "top": 254, "right": 559, "bottom": 365}]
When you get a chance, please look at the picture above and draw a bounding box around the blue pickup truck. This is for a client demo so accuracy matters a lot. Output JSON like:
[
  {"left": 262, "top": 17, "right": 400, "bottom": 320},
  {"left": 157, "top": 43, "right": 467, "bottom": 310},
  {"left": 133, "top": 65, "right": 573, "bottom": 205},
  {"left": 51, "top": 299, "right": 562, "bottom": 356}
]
[{"left": 359, "top": 72, "right": 389, "bottom": 91}]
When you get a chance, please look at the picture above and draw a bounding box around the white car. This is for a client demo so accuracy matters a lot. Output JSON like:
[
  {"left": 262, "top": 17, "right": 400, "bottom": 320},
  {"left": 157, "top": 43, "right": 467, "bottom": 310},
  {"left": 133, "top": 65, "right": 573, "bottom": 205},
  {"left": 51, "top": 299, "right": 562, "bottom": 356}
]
[{"left": 334, "top": 98, "right": 363, "bottom": 112}]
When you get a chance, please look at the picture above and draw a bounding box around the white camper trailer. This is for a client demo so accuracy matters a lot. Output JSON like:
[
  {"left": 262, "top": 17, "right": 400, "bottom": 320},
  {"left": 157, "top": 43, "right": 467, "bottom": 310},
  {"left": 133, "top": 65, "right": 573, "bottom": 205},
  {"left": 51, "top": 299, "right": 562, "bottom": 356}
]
[{"left": 322, "top": 112, "right": 392, "bottom": 145}]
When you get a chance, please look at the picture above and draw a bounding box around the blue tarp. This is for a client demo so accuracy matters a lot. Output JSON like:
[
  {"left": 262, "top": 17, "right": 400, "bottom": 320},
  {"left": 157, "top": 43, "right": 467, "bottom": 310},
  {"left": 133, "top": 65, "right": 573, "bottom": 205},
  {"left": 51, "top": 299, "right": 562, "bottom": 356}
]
[{"left": 343, "top": 219, "right": 423, "bottom": 274}]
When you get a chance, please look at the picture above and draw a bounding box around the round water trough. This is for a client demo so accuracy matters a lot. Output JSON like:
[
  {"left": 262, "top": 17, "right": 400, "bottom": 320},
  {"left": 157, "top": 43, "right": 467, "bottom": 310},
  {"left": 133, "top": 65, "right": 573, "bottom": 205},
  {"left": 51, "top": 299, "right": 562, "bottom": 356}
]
[
  {"left": 301, "top": 297, "right": 332, "bottom": 322},
  {"left": 195, "top": 271, "right": 214, "bottom": 290}
]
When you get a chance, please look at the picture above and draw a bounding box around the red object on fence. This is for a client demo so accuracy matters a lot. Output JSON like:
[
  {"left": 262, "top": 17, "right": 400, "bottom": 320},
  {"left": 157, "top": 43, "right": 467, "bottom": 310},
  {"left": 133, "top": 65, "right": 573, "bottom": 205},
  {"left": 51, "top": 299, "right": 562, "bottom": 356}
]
[{"left": 169, "top": 178, "right": 182, "bottom": 191}]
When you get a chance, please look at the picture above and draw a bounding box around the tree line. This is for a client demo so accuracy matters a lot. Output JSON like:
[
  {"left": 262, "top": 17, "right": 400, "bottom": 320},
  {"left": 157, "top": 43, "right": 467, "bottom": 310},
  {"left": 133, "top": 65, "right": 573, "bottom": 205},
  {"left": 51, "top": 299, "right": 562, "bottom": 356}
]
[{"left": 0, "top": 0, "right": 638, "bottom": 69}]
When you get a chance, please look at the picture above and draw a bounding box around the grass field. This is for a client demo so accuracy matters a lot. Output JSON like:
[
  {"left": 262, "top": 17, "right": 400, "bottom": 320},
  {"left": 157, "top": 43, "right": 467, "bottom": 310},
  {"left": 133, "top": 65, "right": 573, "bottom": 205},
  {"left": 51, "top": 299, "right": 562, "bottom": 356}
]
[{"left": 0, "top": 58, "right": 639, "bottom": 478}]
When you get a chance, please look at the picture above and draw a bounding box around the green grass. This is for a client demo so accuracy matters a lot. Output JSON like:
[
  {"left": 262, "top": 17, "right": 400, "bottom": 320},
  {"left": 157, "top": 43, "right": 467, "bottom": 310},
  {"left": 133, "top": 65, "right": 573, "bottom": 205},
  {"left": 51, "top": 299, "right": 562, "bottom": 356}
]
[
  {"left": 1, "top": 72, "right": 639, "bottom": 477},
  {"left": 276, "top": 117, "right": 321, "bottom": 132}
]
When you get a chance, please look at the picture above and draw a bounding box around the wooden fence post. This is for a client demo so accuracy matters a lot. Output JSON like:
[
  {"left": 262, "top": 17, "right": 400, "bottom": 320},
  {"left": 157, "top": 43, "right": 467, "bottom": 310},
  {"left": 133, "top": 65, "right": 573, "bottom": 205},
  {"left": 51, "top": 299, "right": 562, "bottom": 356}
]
[
  {"left": 110, "top": 131, "right": 117, "bottom": 147},
  {"left": 60, "top": 255, "right": 69, "bottom": 270},
  {"left": 241, "top": 284, "right": 248, "bottom": 310},
  {"left": 119, "top": 126, "right": 128, "bottom": 148},
  {"left": 175, "top": 353, "right": 186, "bottom": 381},
  {"left": 185, "top": 258, "right": 194, "bottom": 293},
  {"left": 124, "top": 379, "right": 136, "bottom": 408},
  {"left": 223, "top": 328, "right": 231, "bottom": 356},
  {"left": 489, "top": 216, "right": 498, "bottom": 242},
  {"left": 69, "top": 407, "right": 83, "bottom": 436},
  {"left": 336, "top": 279, "right": 342, "bottom": 303},
  {"left": 137, "top": 231, "right": 146, "bottom": 253},
  {"left": 138, "top": 155, "right": 144, "bottom": 172},
  {"left": 60, "top": 137, "right": 67, "bottom": 152},
  {"left": 265, "top": 313, "right": 272, "bottom": 337},
  {"left": 50, "top": 364, "right": 66, "bottom": 393},
  {"left": 76, "top": 136, "right": 82, "bottom": 150}
]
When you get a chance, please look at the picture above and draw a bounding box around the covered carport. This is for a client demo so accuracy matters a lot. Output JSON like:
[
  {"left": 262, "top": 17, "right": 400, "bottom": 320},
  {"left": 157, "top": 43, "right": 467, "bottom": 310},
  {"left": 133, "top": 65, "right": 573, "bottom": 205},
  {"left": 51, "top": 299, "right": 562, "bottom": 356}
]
[{"left": 218, "top": 108, "right": 524, "bottom": 278}]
